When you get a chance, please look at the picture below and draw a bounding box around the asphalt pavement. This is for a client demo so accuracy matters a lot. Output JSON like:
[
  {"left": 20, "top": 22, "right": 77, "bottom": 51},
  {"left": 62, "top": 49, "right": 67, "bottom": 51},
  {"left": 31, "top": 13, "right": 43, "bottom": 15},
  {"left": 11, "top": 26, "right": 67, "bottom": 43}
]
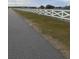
[{"left": 8, "top": 8, "right": 65, "bottom": 59}]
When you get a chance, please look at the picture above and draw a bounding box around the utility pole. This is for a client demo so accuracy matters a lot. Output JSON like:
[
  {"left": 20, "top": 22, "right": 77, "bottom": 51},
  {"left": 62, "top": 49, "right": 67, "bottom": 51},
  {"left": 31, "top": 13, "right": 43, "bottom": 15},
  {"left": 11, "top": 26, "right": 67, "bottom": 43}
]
[
  {"left": 15, "top": 0, "right": 17, "bottom": 7},
  {"left": 66, "top": 0, "right": 70, "bottom": 6}
]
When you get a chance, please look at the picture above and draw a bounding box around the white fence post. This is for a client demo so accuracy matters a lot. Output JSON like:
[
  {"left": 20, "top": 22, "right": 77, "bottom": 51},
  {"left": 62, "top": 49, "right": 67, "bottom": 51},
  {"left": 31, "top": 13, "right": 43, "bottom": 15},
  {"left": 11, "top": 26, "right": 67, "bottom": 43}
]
[{"left": 61, "top": 10, "right": 64, "bottom": 19}]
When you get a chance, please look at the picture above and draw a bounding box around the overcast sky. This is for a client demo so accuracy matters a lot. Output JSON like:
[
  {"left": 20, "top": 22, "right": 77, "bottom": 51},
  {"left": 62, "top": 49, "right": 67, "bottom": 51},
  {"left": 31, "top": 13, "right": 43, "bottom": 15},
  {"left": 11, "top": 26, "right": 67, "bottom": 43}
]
[{"left": 8, "top": 0, "right": 69, "bottom": 7}]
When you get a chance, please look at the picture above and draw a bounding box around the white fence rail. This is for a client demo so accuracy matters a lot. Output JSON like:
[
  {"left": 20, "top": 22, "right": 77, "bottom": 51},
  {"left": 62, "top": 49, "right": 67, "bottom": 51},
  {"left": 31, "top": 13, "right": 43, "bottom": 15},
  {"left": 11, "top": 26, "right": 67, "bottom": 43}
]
[{"left": 16, "top": 8, "right": 70, "bottom": 20}]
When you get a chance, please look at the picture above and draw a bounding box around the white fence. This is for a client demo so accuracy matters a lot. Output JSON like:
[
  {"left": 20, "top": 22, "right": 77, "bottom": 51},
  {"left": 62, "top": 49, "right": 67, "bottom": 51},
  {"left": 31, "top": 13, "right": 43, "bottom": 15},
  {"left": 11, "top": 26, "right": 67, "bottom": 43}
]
[{"left": 15, "top": 8, "right": 70, "bottom": 20}]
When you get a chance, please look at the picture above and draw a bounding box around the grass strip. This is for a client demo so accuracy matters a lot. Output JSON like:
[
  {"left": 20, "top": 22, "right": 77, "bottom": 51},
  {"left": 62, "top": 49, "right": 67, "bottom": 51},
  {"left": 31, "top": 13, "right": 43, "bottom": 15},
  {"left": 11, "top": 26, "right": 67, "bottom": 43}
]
[{"left": 15, "top": 9, "right": 70, "bottom": 48}]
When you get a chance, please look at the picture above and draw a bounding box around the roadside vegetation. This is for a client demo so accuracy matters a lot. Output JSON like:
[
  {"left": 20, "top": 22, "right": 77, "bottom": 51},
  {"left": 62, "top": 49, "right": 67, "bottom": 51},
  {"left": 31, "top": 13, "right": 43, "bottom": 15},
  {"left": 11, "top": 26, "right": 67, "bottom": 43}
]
[
  {"left": 15, "top": 9, "right": 70, "bottom": 48},
  {"left": 14, "top": 9, "right": 70, "bottom": 58}
]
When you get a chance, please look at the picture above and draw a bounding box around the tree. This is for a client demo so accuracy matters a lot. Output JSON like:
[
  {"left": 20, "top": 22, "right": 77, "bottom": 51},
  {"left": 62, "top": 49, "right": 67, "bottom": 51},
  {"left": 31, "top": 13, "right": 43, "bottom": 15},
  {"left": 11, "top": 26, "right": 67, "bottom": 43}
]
[
  {"left": 64, "top": 6, "right": 70, "bottom": 9},
  {"left": 39, "top": 5, "right": 45, "bottom": 9},
  {"left": 45, "top": 5, "right": 55, "bottom": 9}
]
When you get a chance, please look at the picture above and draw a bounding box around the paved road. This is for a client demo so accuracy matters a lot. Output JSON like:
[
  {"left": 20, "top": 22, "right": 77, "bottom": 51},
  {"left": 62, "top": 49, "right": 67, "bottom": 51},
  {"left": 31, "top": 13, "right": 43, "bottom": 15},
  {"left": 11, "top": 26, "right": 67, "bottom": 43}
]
[{"left": 8, "top": 8, "right": 65, "bottom": 59}]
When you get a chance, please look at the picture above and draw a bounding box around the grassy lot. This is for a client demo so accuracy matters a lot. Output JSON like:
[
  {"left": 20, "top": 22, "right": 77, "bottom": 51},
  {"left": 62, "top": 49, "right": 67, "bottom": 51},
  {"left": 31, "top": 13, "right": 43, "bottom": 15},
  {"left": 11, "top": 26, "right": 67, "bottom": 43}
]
[{"left": 15, "top": 10, "right": 70, "bottom": 48}]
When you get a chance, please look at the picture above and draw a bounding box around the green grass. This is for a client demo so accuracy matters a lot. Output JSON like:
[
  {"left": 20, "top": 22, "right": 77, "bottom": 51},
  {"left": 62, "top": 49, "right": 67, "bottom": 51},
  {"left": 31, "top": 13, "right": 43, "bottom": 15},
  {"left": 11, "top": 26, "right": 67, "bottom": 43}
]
[{"left": 15, "top": 10, "right": 70, "bottom": 48}]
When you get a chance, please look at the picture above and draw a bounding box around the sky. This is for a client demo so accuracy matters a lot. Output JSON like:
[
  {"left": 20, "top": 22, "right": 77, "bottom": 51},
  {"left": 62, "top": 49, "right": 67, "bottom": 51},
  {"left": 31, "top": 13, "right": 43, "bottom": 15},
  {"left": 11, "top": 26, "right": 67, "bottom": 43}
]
[{"left": 8, "top": 0, "right": 70, "bottom": 7}]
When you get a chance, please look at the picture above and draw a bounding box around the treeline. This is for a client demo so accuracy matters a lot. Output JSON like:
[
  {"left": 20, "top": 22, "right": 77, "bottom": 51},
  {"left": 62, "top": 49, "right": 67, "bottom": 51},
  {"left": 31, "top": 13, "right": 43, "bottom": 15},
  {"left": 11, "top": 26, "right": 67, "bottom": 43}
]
[
  {"left": 8, "top": 5, "right": 70, "bottom": 10},
  {"left": 23, "top": 5, "right": 70, "bottom": 10},
  {"left": 39, "top": 5, "right": 70, "bottom": 9}
]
